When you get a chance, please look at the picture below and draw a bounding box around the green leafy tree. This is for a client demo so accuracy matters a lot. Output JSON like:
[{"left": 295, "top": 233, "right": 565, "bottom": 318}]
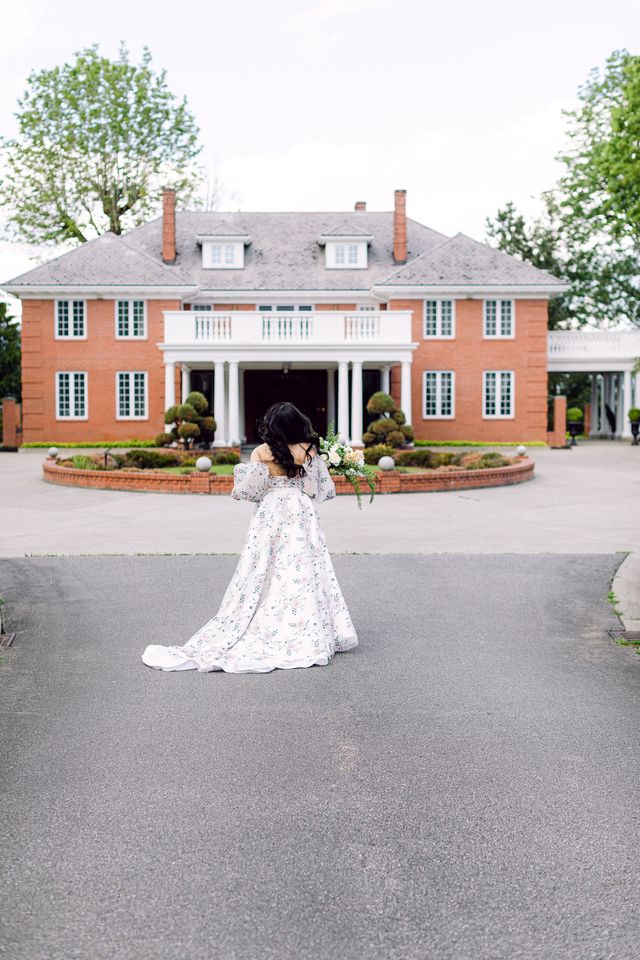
[
  {"left": 0, "top": 303, "right": 21, "bottom": 401},
  {"left": 486, "top": 49, "right": 640, "bottom": 328},
  {"left": 0, "top": 44, "right": 202, "bottom": 244}
]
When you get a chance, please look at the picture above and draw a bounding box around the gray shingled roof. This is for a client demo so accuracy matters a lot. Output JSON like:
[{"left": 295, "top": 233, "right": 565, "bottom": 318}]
[
  {"left": 377, "top": 232, "right": 565, "bottom": 288},
  {"left": 3, "top": 213, "right": 563, "bottom": 292}
]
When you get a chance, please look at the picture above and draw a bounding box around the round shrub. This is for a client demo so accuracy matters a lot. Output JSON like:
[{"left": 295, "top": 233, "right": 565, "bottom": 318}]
[
  {"left": 199, "top": 416, "right": 217, "bottom": 440},
  {"left": 164, "top": 405, "right": 180, "bottom": 425},
  {"left": 391, "top": 410, "right": 406, "bottom": 425},
  {"left": 628, "top": 408, "right": 640, "bottom": 422},
  {"left": 370, "top": 418, "right": 396, "bottom": 437},
  {"left": 363, "top": 444, "right": 394, "bottom": 465},
  {"left": 177, "top": 403, "right": 198, "bottom": 423},
  {"left": 211, "top": 450, "right": 241, "bottom": 465},
  {"left": 396, "top": 449, "right": 437, "bottom": 468},
  {"left": 185, "top": 391, "right": 208, "bottom": 415},
  {"left": 566, "top": 407, "right": 583, "bottom": 422},
  {"left": 386, "top": 430, "right": 405, "bottom": 447},
  {"left": 401, "top": 424, "right": 414, "bottom": 442},
  {"left": 362, "top": 431, "right": 376, "bottom": 445},
  {"left": 154, "top": 432, "right": 173, "bottom": 447},
  {"left": 366, "top": 391, "right": 396, "bottom": 416},
  {"left": 178, "top": 422, "right": 200, "bottom": 445}
]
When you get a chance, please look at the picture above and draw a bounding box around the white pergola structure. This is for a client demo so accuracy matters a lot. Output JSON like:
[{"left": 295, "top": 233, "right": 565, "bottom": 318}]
[
  {"left": 548, "top": 330, "right": 640, "bottom": 439},
  {"left": 160, "top": 309, "right": 417, "bottom": 446}
]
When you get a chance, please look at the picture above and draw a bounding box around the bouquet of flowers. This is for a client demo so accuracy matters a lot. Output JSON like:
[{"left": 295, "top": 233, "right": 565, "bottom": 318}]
[{"left": 319, "top": 422, "right": 378, "bottom": 508}]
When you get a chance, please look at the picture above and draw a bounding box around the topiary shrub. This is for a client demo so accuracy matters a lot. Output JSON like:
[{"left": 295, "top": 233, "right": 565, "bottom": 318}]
[
  {"left": 363, "top": 444, "right": 394, "bottom": 465},
  {"left": 154, "top": 432, "right": 173, "bottom": 447},
  {"left": 185, "top": 391, "right": 208, "bottom": 415},
  {"left": 628, "top": 408, "right": 640, "bottom": 422},
  {"left": 211, "top": 450, "right": 241, "bottom": 465},
  {"left": 178, "top": 422, "right": 200, "bottom": 445},
  {"left": 366, "top": 392, "right": 396, "bottom": 416},
  {"left": 566, "top": 407, "right": 583, "bottom": 422},
  {"left": 363, "top": 391, "right": 411, "bottom": 449},
  {"left": 163, "top": 393, "right": 217, "bottom": 449}
]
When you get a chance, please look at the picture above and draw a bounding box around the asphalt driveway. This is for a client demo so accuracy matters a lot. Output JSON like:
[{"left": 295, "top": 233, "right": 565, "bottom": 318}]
[{"left": 1, "top": 553, "right": 638, "bottom": 960}]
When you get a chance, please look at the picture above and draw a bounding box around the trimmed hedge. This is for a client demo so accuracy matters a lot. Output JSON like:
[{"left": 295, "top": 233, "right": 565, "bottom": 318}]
[{"left": 414, "top": 440, "right": 547, "bottom": 447}]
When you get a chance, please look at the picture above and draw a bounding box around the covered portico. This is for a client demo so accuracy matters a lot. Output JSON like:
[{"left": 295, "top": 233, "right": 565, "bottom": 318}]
[
  {"left": 548, "top": 330, "right": 640, "bottom": 439},
  {"left": 160, "top": 309, "right": 416, "bottom": 446}
]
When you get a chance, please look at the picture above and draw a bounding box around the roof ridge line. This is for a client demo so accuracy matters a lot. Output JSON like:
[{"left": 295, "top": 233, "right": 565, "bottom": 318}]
[{"left": 375, "top": 234, "right": 454, "bottom": 285}]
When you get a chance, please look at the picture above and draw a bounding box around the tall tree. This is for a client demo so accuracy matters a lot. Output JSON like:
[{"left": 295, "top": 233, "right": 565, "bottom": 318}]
[
  {"left": 0, "top": 44, "right": 202, "bottom": 244},
  {"left": 0, "top": 303, "right": 21, "bottom": 402},
  {"left": 486, "top": 49, "right": 640, "bottom": 329}
]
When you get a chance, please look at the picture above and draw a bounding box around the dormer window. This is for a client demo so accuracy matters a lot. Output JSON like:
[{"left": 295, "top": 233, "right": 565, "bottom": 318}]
[
  {"left": 319, "top": 224, "right": 373, "bottom": 270},
  {"left": 196, "top": 229, "right": 251, "bottom": 270}
]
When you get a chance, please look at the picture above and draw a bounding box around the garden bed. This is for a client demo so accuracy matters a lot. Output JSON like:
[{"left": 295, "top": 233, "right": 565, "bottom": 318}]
[{"left": 43, "top": 454, "right": 535, "bottom": 495}]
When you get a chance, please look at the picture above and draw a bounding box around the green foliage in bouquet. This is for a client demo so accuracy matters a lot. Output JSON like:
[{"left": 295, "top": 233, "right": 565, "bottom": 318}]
[{"left": 320, "top": 421, "right": 379, "bottom": 508}]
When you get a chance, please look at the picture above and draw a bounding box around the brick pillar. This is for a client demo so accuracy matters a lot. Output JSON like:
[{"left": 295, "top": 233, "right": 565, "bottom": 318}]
[
  {"left": 1, "top": 397, "right": 20, "bottom": 449},
  {"left": 584, "top": 402, "right": 591, "bottom": 436},
  {"left": 162, "top": 188, "right": 176, "bottom": 264},
  {"left": 393, "top": 189, "right": 407, "bottom": 264},
  {"left": 549, "top": 395, "right": 567, "bottom": 448}
]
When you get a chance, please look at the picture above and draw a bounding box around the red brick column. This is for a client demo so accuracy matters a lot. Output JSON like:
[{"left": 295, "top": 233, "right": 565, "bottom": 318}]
[
  {"left": 1, "top": 398, "right": 20, "bottom": 448},
  {"left": 547, "top": 395, "right": 567, "bottom": 448}
]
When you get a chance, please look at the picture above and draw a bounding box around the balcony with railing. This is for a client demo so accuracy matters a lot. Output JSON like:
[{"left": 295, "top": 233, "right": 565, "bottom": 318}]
[
  {"left": 162, "top": 310, "right": 414, "bottom": 348},
  {"left": 548, "top": 329, "right": 640, "bottom": 369}
]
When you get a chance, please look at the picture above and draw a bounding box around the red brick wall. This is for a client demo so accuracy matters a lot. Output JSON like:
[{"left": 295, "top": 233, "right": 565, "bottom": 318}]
[
  {"left": 21, "top": 298, "right": 181, "bottom": 442},
  {"left": 389, "top": 298, "right": 549, "bottom": 442}
]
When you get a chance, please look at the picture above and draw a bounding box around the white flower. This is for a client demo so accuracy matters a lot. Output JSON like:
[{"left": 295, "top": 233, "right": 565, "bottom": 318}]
[{"left": 328, "top": 449, "right": 341, "bottom": 466}]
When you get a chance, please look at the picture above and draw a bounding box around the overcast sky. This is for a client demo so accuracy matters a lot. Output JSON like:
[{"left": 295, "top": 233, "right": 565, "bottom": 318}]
[{"left": 1, "top": 0, "right": 638, "bottom": 296}]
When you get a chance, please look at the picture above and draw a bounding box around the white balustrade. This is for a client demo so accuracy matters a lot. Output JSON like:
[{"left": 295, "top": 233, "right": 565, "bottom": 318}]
[
  {"left": 163, "top": 310, "right": 413, "bottom": 346},
  {"left": 548, "top": 330, "right": 640, "bottom": 361}
]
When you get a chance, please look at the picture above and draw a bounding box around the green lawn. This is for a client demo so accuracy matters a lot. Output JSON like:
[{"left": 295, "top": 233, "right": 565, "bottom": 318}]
[{"left": 158, "top": 465, "right": 236, "bottom": 476}]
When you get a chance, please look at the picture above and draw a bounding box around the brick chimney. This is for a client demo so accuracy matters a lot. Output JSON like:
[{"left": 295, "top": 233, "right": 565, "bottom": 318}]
[
  {"left": 354, "top": 201, "right": 366, "bottom": 211},
  {"left": 393, "top": 189, "right": 407, "bottom": 264},
  {"left": 162, "top": 188, "right": 176, "bottom": 264}
]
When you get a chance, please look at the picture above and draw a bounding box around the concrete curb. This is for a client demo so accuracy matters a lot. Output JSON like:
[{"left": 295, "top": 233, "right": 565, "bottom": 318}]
[{"left": 612, "top": 552, "right": 640, "bottom": 631}]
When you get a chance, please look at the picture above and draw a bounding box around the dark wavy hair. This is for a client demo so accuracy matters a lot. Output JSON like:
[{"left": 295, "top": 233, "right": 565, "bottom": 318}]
[{"left": 257, "top": 401, "right": 320, "bottom": 478}]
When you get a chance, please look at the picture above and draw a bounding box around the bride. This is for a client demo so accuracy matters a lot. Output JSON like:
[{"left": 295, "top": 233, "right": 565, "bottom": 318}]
[{"left": 141, "top": 401, "right": 358, "bottom": 673}]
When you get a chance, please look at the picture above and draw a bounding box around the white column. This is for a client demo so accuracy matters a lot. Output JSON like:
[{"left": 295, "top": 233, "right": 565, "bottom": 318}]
[
  {"left": 337, "top": 361, "right": 349, "bottom": 440},
  {"left": 239, "top": 367, "right": 246, "bottom": 444},
  {"left": 634, "top": 373, "right": 639, "bottom": 410},
  {"left": 599, "top": 374, "right": 607, "bottom": 437},
  {"left": 400, "top": 361, "right": 412, "bottom": 424},
  {"left": 615, "top": 372, "right": 624, "bottom": 437},
  {"left": 227, "top": 360, "right": 240, "bottom": 446},
  {"left": 164, "top": 360, "right": 175, "bottom": 433},
  {"left": 350, "top": 360, "right": 363, "bottom": 446},
  {"left": 213, "top": 361, "right": 227, "bottom": 446},
  {"left": 589, "top": 374, "right": 598, "bottom": 437},
  {"left": 381, "top": 365, "right": 390, "bottom": 395},
  {"left": 326, "top": 368, "right": 336, "bottom": 430},
  {"left": 622, "top": 369, "right": 633, "bottom": 438},
  {"left": 181, "top": 364, "right": 191, "bottom": 403}
]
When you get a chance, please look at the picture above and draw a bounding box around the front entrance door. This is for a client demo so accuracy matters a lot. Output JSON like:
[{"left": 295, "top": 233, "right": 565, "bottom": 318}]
[
  {"left": 244, "top": 369, "right": 328, "bottom": 443},
  {"left": 190, "top": 370, "right": 213, "bottom": 412}
]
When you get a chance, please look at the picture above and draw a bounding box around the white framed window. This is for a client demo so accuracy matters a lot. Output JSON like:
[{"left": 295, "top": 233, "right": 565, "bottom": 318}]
[
  {"left": 116, "top": 371, "right": 148, "bottom": 420},
  {"left": 116, "top": 300, "right": 146, "bottom": 338},
  {"left": 423, "top": 371, "right": 455, "bottom": 419},
  {"left": 483, "top": 370, "right": 514, "bottom": 418},
  {"left": 55, "top": 300, "right": 86, "bottom": 339},
  {"left": 483, "top": 299, "right": 514, "bottom": 338},
  {"left": 204, "top": 242, "right": 244, "bottom": 269},
  {"left": 56, "top": 371, "right": 88, "bottom": 419},
  {"left": 325, "top": 241, "right": 367, "bottom": 269},
  {"left": 257, "top": 304, "right": 314, "bottom": 312},
  {"left": 424, "top": 300, "right": 455, "bottom": 338}
]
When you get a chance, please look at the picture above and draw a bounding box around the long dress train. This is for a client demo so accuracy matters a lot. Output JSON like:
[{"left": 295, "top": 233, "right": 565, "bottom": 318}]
[{"left": 141, "top": 455, "right": 358, "bottom": 673}]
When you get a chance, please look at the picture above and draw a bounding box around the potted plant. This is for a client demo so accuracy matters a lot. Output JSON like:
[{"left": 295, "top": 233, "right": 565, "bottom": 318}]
[
  {"left": 628, "top": 408, "right": 640, "bottom": 445},
  {"left": 566, "top": 407, "right": 583, "bottom": 447}
]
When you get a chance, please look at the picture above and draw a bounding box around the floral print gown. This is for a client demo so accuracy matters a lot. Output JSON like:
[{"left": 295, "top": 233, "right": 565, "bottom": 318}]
[{"left": 141, "top": 455, "right": 358, "bottom": 673}]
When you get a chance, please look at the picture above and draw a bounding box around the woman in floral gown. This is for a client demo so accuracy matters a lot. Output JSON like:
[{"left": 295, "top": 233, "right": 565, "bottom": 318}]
[{"left": 141, "top": 401, "right": 358, "bottom": 673}]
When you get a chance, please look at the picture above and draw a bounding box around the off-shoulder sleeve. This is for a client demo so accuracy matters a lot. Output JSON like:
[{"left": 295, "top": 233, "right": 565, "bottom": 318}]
[
  {"left": 301, "top": 454, "right": 336, "bottom": 503},
  {"left": 231, "top": 461, "right": 270, "bottom": 502}
]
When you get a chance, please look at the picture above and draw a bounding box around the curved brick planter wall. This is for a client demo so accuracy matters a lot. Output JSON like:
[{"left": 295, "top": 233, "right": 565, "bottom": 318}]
[{"left": 43, "top": 457, "right": 534, "bottom": 495}]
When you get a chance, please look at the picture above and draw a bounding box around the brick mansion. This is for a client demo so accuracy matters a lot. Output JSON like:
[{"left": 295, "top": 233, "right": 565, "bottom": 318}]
[{"left": 4, "top": 189, "right": 566, "bottom": 446}]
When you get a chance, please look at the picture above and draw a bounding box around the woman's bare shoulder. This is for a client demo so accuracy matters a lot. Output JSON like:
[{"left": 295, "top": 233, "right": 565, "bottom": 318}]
[
  {"left": 291, "top": 442, "right": 317, "bottom": 464},
  {"left": 250, "top": 443, "right": 275, "bottom": 463}
]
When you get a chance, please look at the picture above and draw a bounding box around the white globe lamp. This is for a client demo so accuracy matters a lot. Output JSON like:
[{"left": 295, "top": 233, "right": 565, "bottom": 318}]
[
  {"left": 196, "top": 456, "right": 212, "bottom": 472},
  {"left": 378, "top": 455, "right": 395, "bottom": 471}
]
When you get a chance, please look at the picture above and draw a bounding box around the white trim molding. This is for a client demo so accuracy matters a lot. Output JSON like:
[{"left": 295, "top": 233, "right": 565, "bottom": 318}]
[
  {"left": 115, "top": 370, "right": 149, "bottom": 420},
  {"left": 423, "top": 299, "right": 455, "bottom": 339},
  {"left": 483, "top": 299, "right": 515, "bottom": 339},
  {"left": 483, "top": 370, "right": 515, "bottom": 419},
  {"left": 55, "top": 370, "right": 88, "bottom": 420},
  {"left": 54, "top": 299, "right": 87, "bottom": 340},
  {"left": 422, "top": 370, "right": 455, "bottom": 419},
  {"left": 115, "top": 299, "right": 147, "bottom": 339}
]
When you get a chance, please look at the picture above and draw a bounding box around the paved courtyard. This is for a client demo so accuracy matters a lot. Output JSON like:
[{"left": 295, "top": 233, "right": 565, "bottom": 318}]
[
  {"left": 1, "top": 441, "right": 640, "bottom": 555},
  {"left": 1, "top": 442, "right": 639, "bottom": 959}
]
